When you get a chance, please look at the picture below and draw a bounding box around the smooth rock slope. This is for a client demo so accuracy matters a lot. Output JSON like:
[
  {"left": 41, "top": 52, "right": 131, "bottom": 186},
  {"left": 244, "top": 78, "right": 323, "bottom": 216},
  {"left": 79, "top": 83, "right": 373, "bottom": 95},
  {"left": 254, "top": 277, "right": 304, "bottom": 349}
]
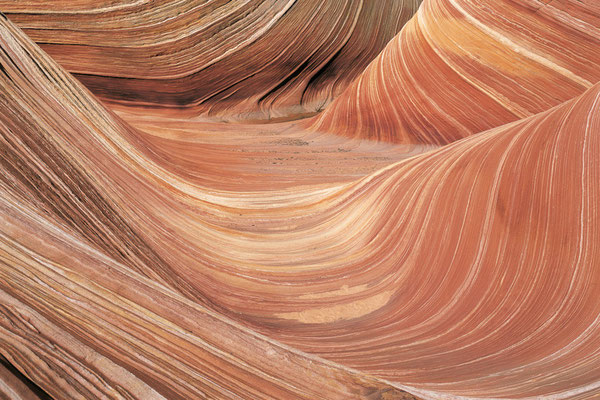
[{"left": 1, "top": 1, "right": 600, "bottom": 399}]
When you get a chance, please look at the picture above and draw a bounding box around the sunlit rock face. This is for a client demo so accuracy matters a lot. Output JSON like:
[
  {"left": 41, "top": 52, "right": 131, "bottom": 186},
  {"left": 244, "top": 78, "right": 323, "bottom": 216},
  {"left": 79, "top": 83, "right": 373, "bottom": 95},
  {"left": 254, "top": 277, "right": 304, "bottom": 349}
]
[
  {"left": 1, "top": 1, "right": 600, "bottom": 399},
  {"left": 309, "top": 0, "right": 600, "bottom": 144}
]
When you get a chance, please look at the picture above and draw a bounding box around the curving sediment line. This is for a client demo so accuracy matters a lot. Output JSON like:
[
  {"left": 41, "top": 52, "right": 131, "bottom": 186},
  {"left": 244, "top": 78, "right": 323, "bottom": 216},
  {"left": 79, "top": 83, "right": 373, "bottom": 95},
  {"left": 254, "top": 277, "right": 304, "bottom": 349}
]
[
  {"left": 309, "top": 0, "right": 600, "bottom": 144},
  {"left": 1, "top": 0, "right": 420, "bottom": 121},
  {"left": 1, "top": 1, "right": 600, "bottom": 399}
]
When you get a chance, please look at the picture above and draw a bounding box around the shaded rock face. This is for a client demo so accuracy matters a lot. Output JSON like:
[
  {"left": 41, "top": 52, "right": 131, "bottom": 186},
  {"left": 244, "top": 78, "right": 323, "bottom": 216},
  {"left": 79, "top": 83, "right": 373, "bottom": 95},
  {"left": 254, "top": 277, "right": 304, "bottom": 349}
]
[
  {"left": 1, "top": 1, "right": 600, "bottom": 399},
  {"left": 2, "top": 0, "right": 420, "bottom": 121}
]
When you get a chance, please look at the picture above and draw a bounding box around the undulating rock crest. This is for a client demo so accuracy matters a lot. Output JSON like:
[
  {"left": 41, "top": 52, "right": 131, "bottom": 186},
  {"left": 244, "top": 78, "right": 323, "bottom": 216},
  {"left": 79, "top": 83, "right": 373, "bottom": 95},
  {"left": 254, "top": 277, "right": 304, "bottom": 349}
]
[
  {"left": 0, "top": 0, "right": 420, "bottom": 121},
  {"left": 309, "top": 0, "right": 600, "bottom": 144},
  {"left": 1, "top": 1, "right": 600, "bottom": 399},
  {"left": 0, "top": 14, "right": 420, "bottom": 399}
]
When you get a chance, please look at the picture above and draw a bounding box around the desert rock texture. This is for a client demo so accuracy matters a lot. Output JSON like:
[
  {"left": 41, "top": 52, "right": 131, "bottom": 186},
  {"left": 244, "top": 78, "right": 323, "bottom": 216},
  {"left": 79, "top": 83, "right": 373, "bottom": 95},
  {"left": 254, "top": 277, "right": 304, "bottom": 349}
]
[{"left": 1, "top": 1, "right": 600, "bottom": 399}]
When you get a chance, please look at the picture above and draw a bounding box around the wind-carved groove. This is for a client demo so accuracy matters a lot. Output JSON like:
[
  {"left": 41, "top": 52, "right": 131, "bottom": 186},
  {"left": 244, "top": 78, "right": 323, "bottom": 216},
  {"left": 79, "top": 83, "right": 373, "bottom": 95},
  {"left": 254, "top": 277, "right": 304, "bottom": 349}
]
[{"left": 0, "top": 356, "right": 53, "bottom": 400}]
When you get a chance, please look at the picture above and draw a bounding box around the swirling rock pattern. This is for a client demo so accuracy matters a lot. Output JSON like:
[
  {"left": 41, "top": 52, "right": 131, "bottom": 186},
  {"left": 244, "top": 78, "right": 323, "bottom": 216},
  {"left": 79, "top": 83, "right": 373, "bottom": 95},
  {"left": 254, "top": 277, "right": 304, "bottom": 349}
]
[
  {"left": 310, "top": 0, "right": 600, "bottom": 144},
  {"left": 0, "top": 10, "right": 421, "bottom": 400},
  {"left": 2, "top": 0, "right": 420, "bottom": 121},
  {"left": 1, "top": 0, "right": 600, "bottom": 399}
]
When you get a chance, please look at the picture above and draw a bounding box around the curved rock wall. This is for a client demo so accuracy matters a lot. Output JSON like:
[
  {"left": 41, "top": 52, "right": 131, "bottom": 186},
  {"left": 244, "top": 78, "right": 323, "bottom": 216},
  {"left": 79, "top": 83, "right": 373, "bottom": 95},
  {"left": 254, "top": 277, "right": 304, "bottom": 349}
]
[
  {"left": 3, "top": 0, "right": 420, "bottom": 121},
  {"left": 1, "top": 1, "right": 600, "bottom": 399},
  {"left": 310, "top": 0, "right": 600, "bottom": 144}
]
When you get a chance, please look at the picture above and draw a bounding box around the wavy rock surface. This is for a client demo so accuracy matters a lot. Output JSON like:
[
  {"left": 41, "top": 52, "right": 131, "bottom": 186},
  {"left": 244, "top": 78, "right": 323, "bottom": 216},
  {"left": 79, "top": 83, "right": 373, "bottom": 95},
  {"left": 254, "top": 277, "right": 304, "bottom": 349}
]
[
  {"left": 310, "top": 0, "right": 600, "bottom": 143},
  {"left": 1, "top": 1, "right": 600, "bottom": 399},
  {"left": 0, "top": 13, "right": 420, "bottom": 400},
  {"left": 1, "top": 0, "right": 420, "bottom": 121}
]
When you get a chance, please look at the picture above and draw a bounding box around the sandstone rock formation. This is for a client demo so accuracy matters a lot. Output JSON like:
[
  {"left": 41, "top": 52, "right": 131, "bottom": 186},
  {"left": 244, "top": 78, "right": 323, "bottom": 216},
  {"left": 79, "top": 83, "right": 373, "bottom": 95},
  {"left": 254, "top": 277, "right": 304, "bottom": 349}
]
[
  {"left": 2, "top": 0, "right": 420, "bottom": 121},
  {"left": 309, "top": 0, "right": 600, "bottom": 143},
  {"left": 1, "top": 0, "right": 600, "bottom": 399}
]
